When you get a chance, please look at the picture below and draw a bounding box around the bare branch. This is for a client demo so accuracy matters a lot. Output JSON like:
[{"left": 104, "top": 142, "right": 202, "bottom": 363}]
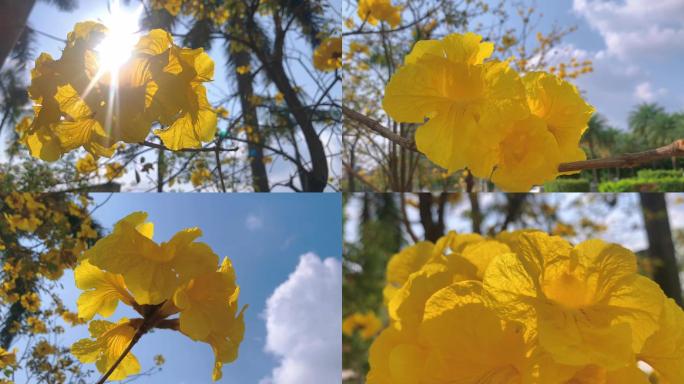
[
  {"left": 342, "top": 106, "right": 416, "bottom": 151},
  {"left": 558, "top": 140, "right": 684, "bottom": 172},
  {"left": 139, "top": 141, "right": 238, "bottom": 153}
]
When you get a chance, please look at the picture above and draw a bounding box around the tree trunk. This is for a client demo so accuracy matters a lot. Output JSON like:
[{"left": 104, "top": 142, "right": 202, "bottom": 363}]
[
  {"left": 231, "top": 47, "right": 270, "bottom": 192},
  {"left": 157, "top": 145, "right": 165, "bottom": 192},
  {"left": 640, "top": 193, "right": 683, "bottom": 307},
  {"left": 418, "top": 193, "right": 446, "bottom": 242},
  {"left": 468, "top": 193, "right": 482, "bottom": 234},
  {"left": 0, "top": 0, "right": 35, "bottom": 68},
  {"left": 263, "top": 59, "right": 328, "bottom": 191},
  {"left": 498, "top": 194, "right": 528, "bottom": 233}
]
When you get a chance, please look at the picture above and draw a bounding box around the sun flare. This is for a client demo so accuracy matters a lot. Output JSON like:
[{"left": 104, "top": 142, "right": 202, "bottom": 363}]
[{"left": 95, "top": 0, "right": 143, "bottom": 75}]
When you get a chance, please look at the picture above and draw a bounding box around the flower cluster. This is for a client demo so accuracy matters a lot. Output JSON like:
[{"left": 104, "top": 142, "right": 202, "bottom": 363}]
[
  {"left": 358, "top": 0, "right": 402, "bottom": 28},
  {"left": 149, "top": 0, "right": 230, "bottom": 26},
  {"left": 21, "top": 22, "right": 217, "bottom": 161},
  {"left": 367, "top": 230, "right": 683, "bottom": 383},
  {"left": 342, "top": 312, "right": 383, "bottom": 340},
  {"left": 382, "top": 32, "right": 594, "bottom": 191},
  {"left": 313, "top": 37, "right": 342, "bottom": 72},
  {"left": 71, "top": 212, "right": 246, "bottom": 381}
]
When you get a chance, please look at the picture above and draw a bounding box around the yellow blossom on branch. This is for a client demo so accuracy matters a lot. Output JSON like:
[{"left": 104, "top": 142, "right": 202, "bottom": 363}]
[
  {"left": 342, "top": 312, "right": 383, "bottom": 340},
  {"left": 22, "top": 22, "right": 218, "bottom": 161},
  {"left": 358, "top": 0, "right": 402, "bottom": 27},
  {"left": 313, "top": 37, "right": 342, "bottom": 72},
  {"left": 75, "top": 153, "right": 98, "bottom": 175},
  {"left": 71, "top": 319, "right": 141, "bottom": 381},
  {"left": 72, "top": 211, "right": 246, "bottom": 382},
  {"left": 382, "top": 32, "right": 595, "bottom": 191}
]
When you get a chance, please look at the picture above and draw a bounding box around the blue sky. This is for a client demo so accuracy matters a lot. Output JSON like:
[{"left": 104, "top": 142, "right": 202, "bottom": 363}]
[
  {"left": 40, "top": 193, "right": 341, "bottom": 383},
  {"left": 4, "top": 0, "right": 341, "bottom": 191},
  {"left": 509, "top": 0, "right": 684, "bottom": 130}
]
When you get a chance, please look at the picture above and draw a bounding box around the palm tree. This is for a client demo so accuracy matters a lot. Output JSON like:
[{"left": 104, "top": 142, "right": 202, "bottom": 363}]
[
  {"left": 582, "top": 114, "right": 620, "bottom": 182},
  {"left": 0, "top": 0, "right": 77, "bottom": 67},
  {"left": 628, "top": 103, "right": 668, "bottom": 148}
]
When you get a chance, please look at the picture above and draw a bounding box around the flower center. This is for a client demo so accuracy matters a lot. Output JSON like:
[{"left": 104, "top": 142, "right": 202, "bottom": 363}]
[{"left": 543, "top": 271, "right": 590, "bottom": 309}]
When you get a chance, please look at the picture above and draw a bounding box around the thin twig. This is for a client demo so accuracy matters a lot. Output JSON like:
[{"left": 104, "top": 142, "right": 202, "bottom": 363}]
[
  {"left": 345, "top": 107, "right": 684, "bottom": 173},
  {"left": 139, "top": 141, "right": 238, "bottom": 153},
  {"left": 214, "top": 142, "right": 227, "bottom": 192},
  {"left": 342, "top": 106, "right": 416, "bottom": 151},
  {"left": 95, "top": 326, "right": 145, "bottom": 384}
]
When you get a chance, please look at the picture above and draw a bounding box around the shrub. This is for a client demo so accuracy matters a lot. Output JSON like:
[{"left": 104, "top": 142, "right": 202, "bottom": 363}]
[
  {"left": 599, "top": 177, "right": 684, "bottom": 192},
  {"left": 636, "top": 169, "right": 684, "bottom": 179},
  {"left": 543, "top": 179, "right": 591, "bottom": 192}
]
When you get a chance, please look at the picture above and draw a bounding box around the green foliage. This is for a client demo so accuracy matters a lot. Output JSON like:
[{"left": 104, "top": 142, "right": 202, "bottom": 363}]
[
  {"left": 599, "top": 177, "right": 684, "bottom": 192},
  {"left": 543, "top": 178, "right": 590, "bottom": 192},
  {"left": 636, "top": 169, "right": 684, "bottom": 179},
  {"left": 342, "top": 194, "right": 402, "bottom": 381}
]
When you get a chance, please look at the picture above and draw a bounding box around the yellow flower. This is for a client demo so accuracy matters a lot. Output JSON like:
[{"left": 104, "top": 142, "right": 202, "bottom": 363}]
[
  {"left": 75, "top": 153, "right": 98, "bottom": 175},
  {"left": 168, "top": 257, "right": 246, "bottom": 381},
  {"left": 490, "top": 115, "right": 562, "bottom": 191},
  {"left": 368, "top": 282, "right": 529, "bottom": 383},
  {"left": 523, "top": 72, "right": 594, "bottom": 172},
  {"left": 27, "top": 316, "right": 47, "bottom": 334},
  {"left": 342, "top": 312, "right": 383, "bottom": 339},
  {"left": 313, "top": 37, "right": 342, "bottom": 72},
  {"left": 84, "top": 212, "right": 218, "bottom": 305},
  {"left": 154, "top": 354, "right": 165, "bottom": 366},
  {"left": 383, "top": 33, "right": 528, "bottom": 177},
  {"left": 0, "top": 347, "right": 16, "bottom": 369},
  {"left": 358, "top": 0, "right": 402, "bottom": 27},
  {"left": 74, "top": 260, "right": 136, "bottom": 320},
  {"left": 62, "top": 310, "right": 87, "bottom": 326},
  {"left": 144, "top": 30, "right": 218, "bottom": 150},
  {"left": 383, "top": 241, "right": 435, "bottom": 303},
  {"left": 205, "top": 299, "right": 246, "bottom": 381},
  {"left": 4, "top": 213, "right": 42, "bottom": 232},
  {"left": 23, "top": 22, "right": 218, "bottom": 160},
  {"left": 33, "top": 340, "right": 56, "bottom": 357},
  {"left": 639, "top": 298, "right": 684, "bottom": 382},
  {"left": 20, "top": 292, "right": 41, "bottom": 312},
  {"left": 484, "top": 231, "right": 664, "bottom": 369},
  {"left": 274, "top": 92, "right": 284, "bottom": 103},
  {"left": 216, "top": 106, "right": 229, "bottom": 119},
  {"left": 105, "top": 162, "right": 126, "bottom": 181},
  {"left": 71, "top": 319, "right": 141, "bottom": 381},
  {"left": 191, "top": 167, "right": 212, "bottom": 187},
  {"left": 173, "top": 257, "right": 240, "bottom": 341},
  {"left": 236, "top": 65, "right": 250, "bottom": 75}
]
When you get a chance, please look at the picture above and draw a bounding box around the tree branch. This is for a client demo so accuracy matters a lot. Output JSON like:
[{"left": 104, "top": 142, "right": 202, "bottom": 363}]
[
  {"left": 558, "top": 140, "right": 684, "bottom": 172},
  {"left": 342, "top": 106, "right": 416, "bottom": 151},
  {"left": 344, "top": 107, "right": 684, "bottom": 173},
  {"left": 139, "top": 141, "right": 238, "bottom": 153}
]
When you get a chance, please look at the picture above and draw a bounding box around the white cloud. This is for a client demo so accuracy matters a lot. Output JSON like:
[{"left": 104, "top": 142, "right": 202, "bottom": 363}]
[
  {"left": 634, "top": 81, "right": 667, "bottom": 102},
  {"left": 573, "top": 0, "right": 684, "bottom": 60},
  {"left": 261, "top": 253, "right": 342, "bottom": 384},
  {"left": 246, "top": 213, "right": 264, "bottom": 230}
]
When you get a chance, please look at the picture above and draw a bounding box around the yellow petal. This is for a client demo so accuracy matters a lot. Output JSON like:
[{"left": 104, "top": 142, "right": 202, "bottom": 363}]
[{"left": 74, "top": 260, "right": 135, "bottom": 320}]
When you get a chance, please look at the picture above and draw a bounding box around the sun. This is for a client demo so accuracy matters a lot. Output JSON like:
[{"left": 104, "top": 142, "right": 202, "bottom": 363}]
[{"left": 95, "top": 0, "right": 143, "bottom": 75}]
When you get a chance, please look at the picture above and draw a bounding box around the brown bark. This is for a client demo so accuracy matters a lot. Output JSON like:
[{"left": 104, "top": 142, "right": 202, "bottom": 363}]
[
  {"left": 232, "top": 47, "right": 270, "bottom": 192},
  {"left": 640, "top": 193, "right": 683, "bottom": 307},
  {"left": 0, "top": 0, "right": 35, "bottom": 68},
  {"left": 418, "top": 193, "right": 446, "bottom": 242}
]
